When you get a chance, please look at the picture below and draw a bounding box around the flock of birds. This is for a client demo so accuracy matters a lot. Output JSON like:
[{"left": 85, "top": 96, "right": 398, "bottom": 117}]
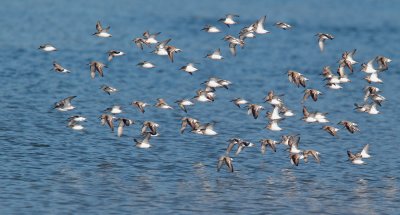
[{"left": 41, "top": 14, "right": 393, "bottom": 173}]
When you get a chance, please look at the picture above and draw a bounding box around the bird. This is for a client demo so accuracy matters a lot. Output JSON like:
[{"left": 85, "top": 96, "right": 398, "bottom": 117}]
[
  {"left": 280, "top": 134, "right": 300, "bottom": 146},
  {"left": 218, "top": 14, "right": 239, "bottom": 27},
  {"left": 225, "top": 138, "right": 255, "bottom": 156},
  {"left": 303, "top": 89, "right": 322, "bottom": 102},
  {"left": 104, "top": 105, "right": 122, "bottom": 114},
  {"left": 51, "top": 61, "right": 69, "bottom": 73},
  {"left": 260, "top": 139, "right": 278, "bottom": 154},
  {"left": 137, "top": 61, "right": 156, "bottom": 69},
  {"left": 100, "top": 85, "right": 118, "bottom": 95},
  {"left": 375, "top": 56, "right": 392, "bottom": 71},
  {"left": 266, "top": 119, "right": 283, "bottom": 131},
  {"left": 175, "top": 99, "right": 194, "bottom": 113},
  {"left": 39, "top": 44, "right": 57, "bottom": 52},
  {"left": 179, "top": 63, "right": 198, "bottom": 75},
  {"left": 316, "top": 33, "right": 334, "bottom": 52},
  {"left": 322, "top": 125, "right": 339, "bottom": 137},
  {"left": 288, "top": 70, "right": 308, "bottom": 88},
  {"left": 275, "top": 22, "right": 292, "bottom": 30},
  {"left": 264, "top": 90, "right": 284, "bottom": 106},
  {"left": 100, "top": 114, "right": 115, "bottom": 132},
  {"left": 347, "top": 145, "right": 371, "bottom": 165},
  {"left": 131, "top": 101, "right": 149, "bottom": 113},
  {"left": 290, "top": 153, "right": 304, "bottom": 166},
  {"left": 266, "top": 105, "right": 282, "bottom": 121},
  {"left": 133, "top": 38, "right": 150, "bottom": 50},
  {"left": 354, "top": 103, "right": 379, "bottom": 115},
  {"left": 247, "top": 104, "right": 264, "bottom": 119},
  {"left": 206, "top": 48, "right": 223, "bottom": 60},
  {"left": 134, "top": 133, "right": 152, "bottom": 148},
  {"left": 67, "top": 120, "right": 84, "bottom": 131},
  {"left": 166, "top": 45, "right": 182, "bottom": 63},
  {"left": 152, "top": 38, "right": 171, "bottom": 56},
  {"left": 302, "top": 106, "right": 329, "bottom": 123},
  {"left": 303, "top": 150, "right": 321, "bottom": 163},
  {"left": 340, "top": 49, "right": 358, "bottom": 72},
  {"left": 141, "top": 121, "right": 159, "bottom": 136},
  {"left": 252, "top": 15, "right": 269, "bottom": 34},
  {"left": 154, "top": 98, "right": 173, "bottom": 109},
  {"left": 117, "top": 118, "right": 134, "bottom": 137},
  {"left": 180, "top": 117, "right": 200, "bottom": 134},
  {"left": 193, "top": 89, "right": 214, "bottom": 102},
  {"left": 54, "top": 96, "right": 76, "bottom": 111},
  {"left": 338, "top": 120, "right": 359, "bottom": 133},
  {"left": 193, "top": 123, "right": 218, "bottom": 136},
  {"left": 143, "top": 31, "right": 161, "bottom": 45},
  {"left": 107, "top": 50, "right": 125, "bottom": 61},
  {"left": 217, "top": 156, "right": 234, "bottom": 172},
  {"left": 93, "top": 21, "right": 112, "bottom": 38},
  {"left": 201, "top": 25, "right": 221, "bottom": 33},
  {"left": 88, "top": 61, "right": 107, "bottom": 78},
  {"left": 231, "top": 98, "right": 249, "bottom": 108},
  {"left": 68, "top": 115, "right": 86, "bottom": 122}
]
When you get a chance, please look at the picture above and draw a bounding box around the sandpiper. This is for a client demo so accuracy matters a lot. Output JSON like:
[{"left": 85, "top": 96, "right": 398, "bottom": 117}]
[
  {"left": 54, "top": 96, "right": 76, "bottom": 111},
  {"left": 68, "top": 120, "right": 84, "bottom": 131},
  {"left": 218, "top": 14, "right": 239, "bottom": 27},
  {"left": 117, "top": 118, "right": 134, "bottom": 137},
  {"left": 225, "top": 138, "right": 255, "bottom": 156},
  {"left": 322, "top": 125, "right": 339, "bottom": 137},
  {"left": 51, "top": 61, "right": 69, "bottom": 73},
  {"left": 264, "top": 90, "right": 283, "bottom": 106},
  {"left": 193, "top": 89, "right": 214, "bottom": 102},
  {"left": 354, "top": 102, "right": 379, "bottom": 115},
  {"left": 166, "top": 45, "right": 182, "bottom": 63},
  {"left": 180, "top": 63, "right": 198, "bottom": 75},
  {"left": 137, "top": 61, "right": 156, "bottom": 69},
  {"left": 143, "top": 31, "right": 161, "bottom": 45},
  {"left": 134, "top": 133, "right": 152, "bottom": 148},
  {"left": 316, "top": 33, "right": 334, "bottom": 52},
  {"left": 217, "top": 155, "right": 234, "bottom": 172},
  {"left": 365, "top": 72, "right": 383, "bottom": 84},
  {"left": 100, "top": 114, "right": 115, "bottom": 132},
  {"left": 280, "top": 134, "right": 300, "bottom": 146},
  {"left": 340, "top": 49, "right": 358, "bottom": 72},
  {"left": 375, "top": 56, "right": 392, "bottom": 71},
  {"left": 133, "top": 38, "right": 150, "bottom": 50},
  {"left": 193, "top": 123, "right": 218, "bottom": 136},
  {"left": 288, "top": 70, "right": 308, "bottom": 88},
  {"left": 93, "top": 21, "right": 112, "bottom": 38},
  {"left": 303, "top": 150, "right": 320, "bottom": 163},
  {"left": 180, "top": 117, "right": 200, "bottom": 134},
  {"left": 153, "top": 38, "right": 171, "bottom": 56},
  {"left": 104, "top": 105, "right": 122, "bottom": 114},
  {"left": 260, "top": 139, "right": 278, "bottom": 154},
  {"left": 290, "top": 153, "right": 304, "bottom": 166},
  {"left": 107, "top": 50, "right": 125, "bottom": 61},
  {"left": 206, "top": 48, "right": 223, "bottom": 60},
  {"left": 321, "top": 66, "right": 333, "bottom": 79},
  {"left": 279, "top": 105, "right": 295, "bottom": 117},
  {"left": 347, "top": 144, "right": 370, "bottom": 164},
  {"left": 266, "top": 119, "right": 283, "bottom": 131},
  {"left": 337, "top": 63, "right": 351, "bottom": 83},
  {"left": 89, "top": 61, "right": 107, "bottom": 78},
  {"left": 266, "top": 105, "right": 282, "bottom": 121},
  {"left": 68, "top": 115, "right": 86, "bottom": 122},
  {"left": 100, "top": 85, "right": 118, "bottom": 95},
  {"left": 247, "top": 104, "right": 264, "bottom": 119},
  {"left": 303, "top": 89, "right": 322, "bottom": 102},
  {"left": 231, "top": 98, "right": 249, "bottom": 108},
  {"left": 338, "top": 120, "right": 359, "bottom": 133},
  {"left": 202, "top": 25, "right": 221, "bottom": 33},
  {"left": 39, "top": 44, "right": 57, "bottom": 52},
  {"left": 252, "top": 15, "right": 269, "bottom": 34},
  {"left": 141, "top": 121, "right": 159, "bottom": 136},
  {"left": 302, "top": 106, "right": 329, "bottom": 123},
  {"left": 363, "top": 86, "right": 380, "bottom": 102},
  {"left": 155, "top": 98, "right": 173, "bottom": 109},
  {"left": 175, "top": 99, "right": 194, "bottom": 113},
  {"left": 275, "top": 22, "right": 292, "bottom": 30},
  {"left": 361, "top": 58, "right": 383, "bottom": 74},
  {"left": 131, "top": 101, "right": 149, "bottom": 113}
]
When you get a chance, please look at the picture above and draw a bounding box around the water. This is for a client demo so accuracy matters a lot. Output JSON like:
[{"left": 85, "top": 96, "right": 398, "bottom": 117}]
[{"left": 1, "top": 0, "right": 399, "bottom": 214}]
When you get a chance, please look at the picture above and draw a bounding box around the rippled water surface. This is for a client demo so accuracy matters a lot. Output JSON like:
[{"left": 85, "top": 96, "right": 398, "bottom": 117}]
[{"left": 1, "top": 0, "right": 400, "bottom": 214}]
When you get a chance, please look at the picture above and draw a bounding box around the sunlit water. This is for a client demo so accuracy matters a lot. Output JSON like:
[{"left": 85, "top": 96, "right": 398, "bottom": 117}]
[{"left": 1, "top": 0, "right": 399, "bottom": 214}]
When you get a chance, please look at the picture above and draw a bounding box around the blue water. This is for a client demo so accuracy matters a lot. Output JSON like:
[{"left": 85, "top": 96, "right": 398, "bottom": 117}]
[{"left": 1, "top": 0, "right": 399, "bottom": 214}]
